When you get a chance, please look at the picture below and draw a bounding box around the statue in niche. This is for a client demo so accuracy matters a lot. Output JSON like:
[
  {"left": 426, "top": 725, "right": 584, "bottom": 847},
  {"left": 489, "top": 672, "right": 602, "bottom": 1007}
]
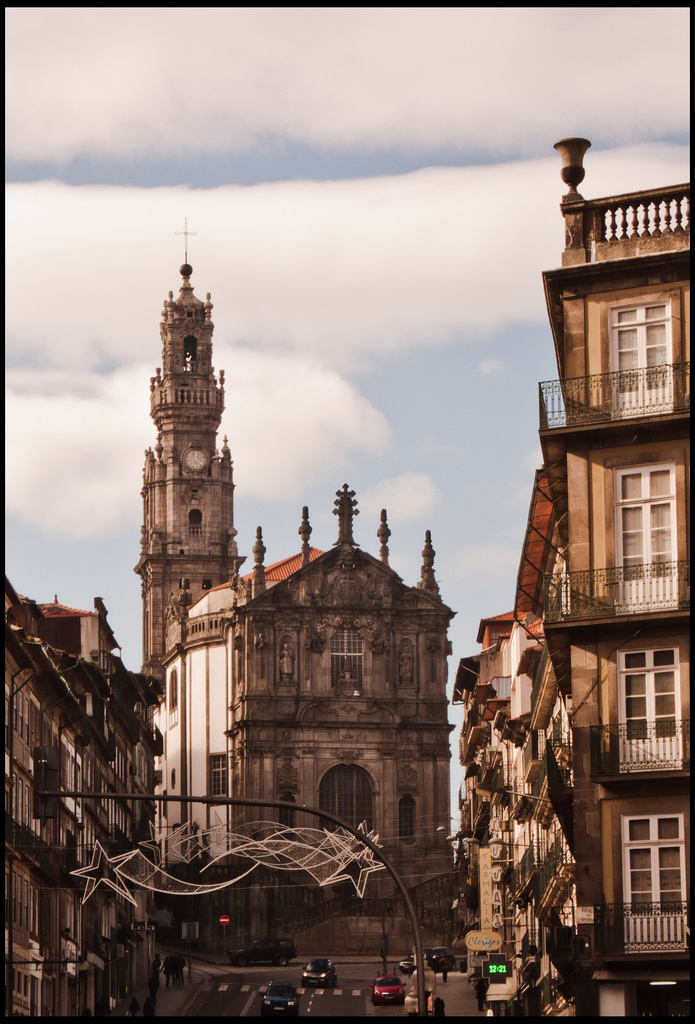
[
  {"left": 280, "top": 641, "right": 295, "bottom": 681},
  {"left": 399, "top": 647, "right": 413, "bottom": 683}
]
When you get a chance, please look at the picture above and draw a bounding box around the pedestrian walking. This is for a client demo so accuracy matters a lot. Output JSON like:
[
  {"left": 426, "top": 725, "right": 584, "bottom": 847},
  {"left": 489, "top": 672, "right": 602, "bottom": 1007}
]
[
  {"left": 151, "top": 953, "right": 161, "bottom": 976},
  {"left": 147, "top": 972, "right": 160, "bottom": 1006},
  {"left": 163, "top": 955, "right": 173, "bottom": 987},
  {"left": 433, "top": 996, "right": 446, "bottom": 1016},
  {"left": 475, "top": 978, "right": 487, "bottom": 1012},
  {"left": 142, "top": 997, "right": 156, "bottom": 1017},
  {"left": 126, "top": 996, "right": 140, "bottom": 1017},
  {"left": 174, "top": 955, "right": 185, "bottom": 985}
]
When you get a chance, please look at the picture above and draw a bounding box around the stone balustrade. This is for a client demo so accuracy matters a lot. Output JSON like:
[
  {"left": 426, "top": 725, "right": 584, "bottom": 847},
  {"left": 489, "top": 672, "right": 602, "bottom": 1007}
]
[{"left": 561, "top": 184, "right": 689, "bottom": 265}]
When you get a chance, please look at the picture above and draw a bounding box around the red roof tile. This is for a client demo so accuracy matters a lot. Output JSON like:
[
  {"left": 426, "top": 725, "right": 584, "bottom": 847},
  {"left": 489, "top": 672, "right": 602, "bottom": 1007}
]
[
  {"left": 199, "top": 547, "right": 325, "bottom": 601},
  {"left": 243, "top": 547, "right": 324, "bottom": 582},
  {"left": 40, "top": 600, "right": 92, "bottom": 618}
]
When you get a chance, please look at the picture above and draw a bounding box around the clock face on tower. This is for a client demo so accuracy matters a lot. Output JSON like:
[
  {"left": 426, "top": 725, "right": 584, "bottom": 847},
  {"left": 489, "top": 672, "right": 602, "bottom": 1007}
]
[{"left": 183, "top": 447, "right": 208, "bottom": 473}]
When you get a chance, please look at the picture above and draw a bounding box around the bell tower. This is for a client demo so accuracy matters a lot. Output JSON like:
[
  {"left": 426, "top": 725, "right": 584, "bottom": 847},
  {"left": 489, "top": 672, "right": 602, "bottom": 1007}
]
[{"left": 135, "top": 263, "right": 241, "bottom": 679}]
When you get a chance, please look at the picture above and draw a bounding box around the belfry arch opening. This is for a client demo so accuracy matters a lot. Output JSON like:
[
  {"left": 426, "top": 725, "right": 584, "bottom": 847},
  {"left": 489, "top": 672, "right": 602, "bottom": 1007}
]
[{"left": 183, "top": 335, "right": 197, "bottom": 370}]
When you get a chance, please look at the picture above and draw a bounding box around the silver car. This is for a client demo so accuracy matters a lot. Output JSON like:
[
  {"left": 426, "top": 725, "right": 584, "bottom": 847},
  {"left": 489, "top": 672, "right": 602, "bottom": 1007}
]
[{"left": 301, "top": 958, "right": 338, "bottom": 987}]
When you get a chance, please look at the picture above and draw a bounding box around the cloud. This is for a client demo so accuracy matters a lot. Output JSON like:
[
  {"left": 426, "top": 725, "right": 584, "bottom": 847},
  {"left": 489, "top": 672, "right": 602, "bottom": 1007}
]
[
  {"left": 6, "top": 9, "right": 689, "bottom": 162},
  {"left": 6, "top": 143, "right": 689, "bottom": 378},
  {"left": 360, "top": 472, "right": 440, "bottom": 523},
  {"left": 5, "top": 357, "right": 389, "bottom": 539},
  {"left": 479, "top": 359, "right": 504, "bottom": 376},
  {"left": 453, "top": 544, "right": 521, "bottom": 579}
]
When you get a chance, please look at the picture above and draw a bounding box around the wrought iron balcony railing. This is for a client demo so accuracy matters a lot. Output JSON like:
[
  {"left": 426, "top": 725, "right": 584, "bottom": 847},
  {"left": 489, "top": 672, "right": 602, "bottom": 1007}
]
[
  {"left": 543, "top": 561, "right": 690, "bottom": 623},
  {"left": 539, "top": 362, "right": 690, "bottom": 429},
  {"left": 590, "top": 720, "right": 690, "bottom": 775},
  {"left": 594, "top": 901, "right": 689, "bottom": 954},
  {"left": 539, "top": 833, "right": 574, "bottom": 902}
]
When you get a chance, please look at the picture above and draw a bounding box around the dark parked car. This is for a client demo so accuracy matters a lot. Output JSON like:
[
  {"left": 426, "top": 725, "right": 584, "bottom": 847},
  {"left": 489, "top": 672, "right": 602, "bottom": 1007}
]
[
  {"left": 260, "top": 982, "right": 301, "bottom": 1016},
  {"left": 371, "top": 974, "right": 407, "bottom": 1005},
  {"left": 302, "top": 958, "right": 338, "bottom": 987},
  {"left": 399, "top": 947, "right": 456, "bottom": 975},
  {"left": 228, "top": 938, "right": 296, "bottom": 966}
]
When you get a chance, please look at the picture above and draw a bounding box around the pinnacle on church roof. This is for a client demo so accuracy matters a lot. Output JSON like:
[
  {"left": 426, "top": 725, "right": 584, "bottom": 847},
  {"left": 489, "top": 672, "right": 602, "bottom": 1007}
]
[
  {"left": 417, "top": 529, "right": 439, "bottom": 596},
  {"left": 299, "top": 506, "right": 312, "bottom": 567},
  {"left": 333, "top": 484, "right": 359, "bottom": 547},
  {"left": 377, "top": 509, "right": 391, "bottom": 565},
  {"left": 252, "top": 527, "right": 266, "bottom": 595}
]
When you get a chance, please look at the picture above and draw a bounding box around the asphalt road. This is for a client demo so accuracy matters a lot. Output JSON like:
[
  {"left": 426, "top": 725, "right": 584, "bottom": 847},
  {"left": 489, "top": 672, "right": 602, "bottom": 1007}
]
[{"left": 183, "top": 962, "right": 392, "bottom": 1016}]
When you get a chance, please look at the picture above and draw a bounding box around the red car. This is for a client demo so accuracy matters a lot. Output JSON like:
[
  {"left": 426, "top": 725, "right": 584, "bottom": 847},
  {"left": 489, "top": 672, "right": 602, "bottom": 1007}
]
[{"left": 371, "top": 974, "right": 407, "bottom": 1005}]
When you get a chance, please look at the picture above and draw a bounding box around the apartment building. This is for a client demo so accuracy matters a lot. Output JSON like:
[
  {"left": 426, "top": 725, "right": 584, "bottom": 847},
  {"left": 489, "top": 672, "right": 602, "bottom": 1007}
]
[
  {"left": 5, "top": 579, "right": 162, "bottom": 1015},
  {"left": 456, "top": 146, "right": 689, "bottom": 1016},
  {"left": 541, "top": 146, "right": 689, "bottom": 1014}
]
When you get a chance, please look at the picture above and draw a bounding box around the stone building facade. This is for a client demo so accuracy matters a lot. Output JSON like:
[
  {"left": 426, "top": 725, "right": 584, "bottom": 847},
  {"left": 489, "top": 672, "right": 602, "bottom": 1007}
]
[
  {"left": 456, "top": 145, "right": 689, "bottom": 1016},
  {"left": 141, "top": 266, "right": 456, "bottom": 951}
]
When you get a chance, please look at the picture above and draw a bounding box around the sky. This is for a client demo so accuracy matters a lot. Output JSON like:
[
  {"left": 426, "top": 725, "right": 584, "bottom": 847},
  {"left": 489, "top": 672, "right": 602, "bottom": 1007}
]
[{"left": 6, "top": 7, "right": 690, "bottom": 821}]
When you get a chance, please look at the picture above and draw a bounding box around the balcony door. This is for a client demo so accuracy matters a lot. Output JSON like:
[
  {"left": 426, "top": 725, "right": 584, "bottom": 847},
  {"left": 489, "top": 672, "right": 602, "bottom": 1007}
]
[
  {"left": 621, "top": 815, "right": 686, "bottom": 952},
  {"left": 615, "top": 465, "right": 677, "bottom": 610},
  {"left": 611, "top": 302, "right": 673, "bottom": 417},
  {"left": 618, "top": 649, "right": 682, "bottom": 770}
]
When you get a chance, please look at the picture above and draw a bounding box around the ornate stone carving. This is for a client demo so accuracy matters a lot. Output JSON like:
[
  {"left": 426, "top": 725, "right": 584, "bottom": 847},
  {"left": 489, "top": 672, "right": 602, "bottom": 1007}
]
[
  {"left": 332, "top": 750, "right": 361, "bottom": 762},
  {"left": 397, "top": 763, "right": 419, "bottom": 791},
  {"left": 276, "top": 760, "right": 298, "bottom": 791}
]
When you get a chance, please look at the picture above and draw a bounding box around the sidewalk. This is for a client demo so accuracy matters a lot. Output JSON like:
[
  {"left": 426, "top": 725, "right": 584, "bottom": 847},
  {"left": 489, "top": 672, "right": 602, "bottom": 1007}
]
[
  {"left": 111, "top": 965, "right": 206, "bottom": 1017},
  {"left": 422, "top": 969, "right": 488, "bottom": 1017}
]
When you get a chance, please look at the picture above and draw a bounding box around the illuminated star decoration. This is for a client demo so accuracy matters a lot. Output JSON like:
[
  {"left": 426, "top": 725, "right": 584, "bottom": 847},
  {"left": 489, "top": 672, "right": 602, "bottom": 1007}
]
[
  {"left": 164, "top": 820, "right": 205, "bottom": 863},
  {"left": 137, "top": 820, "right": 163, "bottom": 865},
  {"left": 70, "top": 840, "right": 137, "bottom": 906},
  {"left": 71, "top": 820, "right": 385, "bottom": 905}
]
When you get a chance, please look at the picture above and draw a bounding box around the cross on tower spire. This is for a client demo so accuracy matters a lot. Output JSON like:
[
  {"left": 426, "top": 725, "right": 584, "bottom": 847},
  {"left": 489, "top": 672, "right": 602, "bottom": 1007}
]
[
  {"left": 333, "top": 484, "right": 359, "bottom": 546},
  {"left": 175, "top": 217, "right": 197, "bottom": 264}
]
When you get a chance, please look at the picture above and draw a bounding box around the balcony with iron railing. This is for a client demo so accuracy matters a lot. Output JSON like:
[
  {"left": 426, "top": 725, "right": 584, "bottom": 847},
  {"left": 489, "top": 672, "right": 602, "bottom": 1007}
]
[
  {"left": 540, "top": 362, "right": 690, "bottom": 430},
  {"left": 590, "top": 720, "right": 690, "bottom": 776},
  {"left": 543, "top": 561, "right": 690, "bottom": 624},
  {"left": 538, "top": 833, "right": 574, "bottom": 913},
  {"left": 513, "top": 838, "right": 543, "bottom": 899},
  {"left": 594, "top": 901, "right": 689, "bottom": 955}
]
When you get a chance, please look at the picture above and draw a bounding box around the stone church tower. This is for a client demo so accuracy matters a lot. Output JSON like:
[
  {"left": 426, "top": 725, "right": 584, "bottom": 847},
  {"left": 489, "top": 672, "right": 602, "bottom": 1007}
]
[{"left": 134, "top": 264, "right": 242, "bottom": 680}]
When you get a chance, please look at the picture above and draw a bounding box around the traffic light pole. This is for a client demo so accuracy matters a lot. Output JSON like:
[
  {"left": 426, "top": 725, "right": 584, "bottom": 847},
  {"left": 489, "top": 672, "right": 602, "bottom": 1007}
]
[{"left": 36, "top": 791, "right": 428, "bottom": 1016}]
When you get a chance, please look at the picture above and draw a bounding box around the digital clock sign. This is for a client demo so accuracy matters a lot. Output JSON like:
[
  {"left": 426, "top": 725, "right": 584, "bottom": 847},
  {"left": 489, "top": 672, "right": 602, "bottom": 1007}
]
[{"left": 482, "top": 954, "right": 512, "bottom": 983}]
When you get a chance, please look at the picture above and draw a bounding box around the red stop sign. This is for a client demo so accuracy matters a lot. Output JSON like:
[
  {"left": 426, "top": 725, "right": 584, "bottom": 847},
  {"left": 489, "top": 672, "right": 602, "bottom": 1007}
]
[{"left": 219, "top": 915, "right": 230, "bottom": 926}]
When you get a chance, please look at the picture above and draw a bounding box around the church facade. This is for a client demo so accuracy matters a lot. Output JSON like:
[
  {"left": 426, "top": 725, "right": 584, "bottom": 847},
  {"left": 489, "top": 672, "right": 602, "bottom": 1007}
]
[{"left": 139, "top": 265, "right": 455, "bottom": 951}]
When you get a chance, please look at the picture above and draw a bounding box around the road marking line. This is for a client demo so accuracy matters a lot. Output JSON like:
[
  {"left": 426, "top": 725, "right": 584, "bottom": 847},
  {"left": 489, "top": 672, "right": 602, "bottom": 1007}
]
[{"left": 239, "top": 990, "right": 257, "bottom": 1016}]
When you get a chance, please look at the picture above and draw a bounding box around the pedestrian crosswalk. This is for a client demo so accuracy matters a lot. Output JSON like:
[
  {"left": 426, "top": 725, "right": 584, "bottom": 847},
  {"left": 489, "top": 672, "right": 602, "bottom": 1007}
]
[{"left": 251, "top": 984, "right": 363, "bottom": 997}]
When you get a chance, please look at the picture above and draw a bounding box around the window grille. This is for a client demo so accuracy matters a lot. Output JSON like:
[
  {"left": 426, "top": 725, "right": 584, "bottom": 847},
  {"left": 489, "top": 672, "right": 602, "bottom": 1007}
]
[
  {"left": 319, "top": 764, "right": 373, "bottom": 831},
  {"left": 330, "top": 630, "right": 363, "bottom": 689},
  {"left": 399, "top": 794, "right": 415, "bottom": 840}
]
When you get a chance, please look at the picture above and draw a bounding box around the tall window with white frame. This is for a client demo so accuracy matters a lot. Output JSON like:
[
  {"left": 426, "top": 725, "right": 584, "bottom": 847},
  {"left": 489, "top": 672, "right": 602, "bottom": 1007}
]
[
  {"left": 621, "top": 814, "right": 686, "bottom": 953},
  {"left": 618, "top": 648, "right": 682, "bottom": 770},
  {"left": 615, "top": 464, "right": 676, "bottom": 609},
  {"left": 610, "top": 301, "right": 673, "bottom": 417},
  {"left": 208, "top": 753, "right": 227, "bottom": 797}
]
